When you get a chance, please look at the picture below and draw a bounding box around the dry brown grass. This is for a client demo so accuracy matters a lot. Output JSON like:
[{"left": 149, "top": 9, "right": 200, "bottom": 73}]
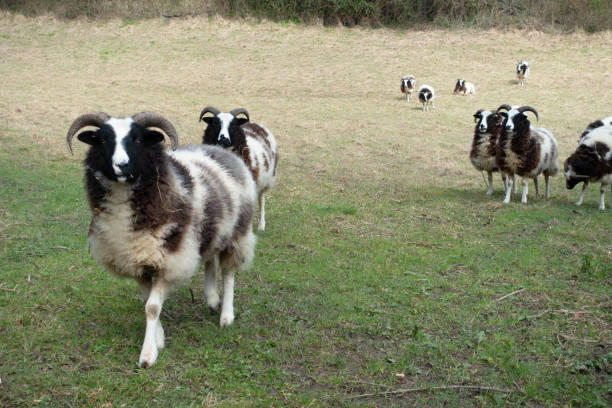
[{"left": 1, "top": 13, "right": 611, "bottom": 195}]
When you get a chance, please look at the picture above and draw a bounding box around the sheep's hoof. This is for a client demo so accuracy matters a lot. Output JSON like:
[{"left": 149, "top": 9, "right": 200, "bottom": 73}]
[
  {"left": 139, "top": 348, "right": 158, "bottom": 369},
  {"left": 220, "top": 313, "right": 234, "bottom": 327},
  {"left": 486, "top": 190, "right": 493, "bottom": 196}
]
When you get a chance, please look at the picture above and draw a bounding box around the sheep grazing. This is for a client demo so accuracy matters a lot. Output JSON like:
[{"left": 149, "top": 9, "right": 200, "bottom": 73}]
[
  {"left": 516, "top": 61, "right": 530, "bottom": 86},
  {"left": 470, "top": 109, "right": 510, "bottom": 195},
  {"left": 454, "top": 79, "right": 476, "bottom": 96},
  {"left": 66, "top": 112, "right": 256, "bottom": 368},
  {"left": 495, "top": 105, "right": 559, "bottom": 204},
  {"left": 564, "top": 125, "right": 612, "bottom": 209},
  {"left": 199, "top": 106, "right": 278, "bottom": 231},
  {"left": 579, "top": 115, "right": 612, "bottom": 140},
  {"left": 418, "top": 85, "right": 435, "bottom": 111},
  {"left": 401, "top": 75, "right": 416, "bottom": 101}
]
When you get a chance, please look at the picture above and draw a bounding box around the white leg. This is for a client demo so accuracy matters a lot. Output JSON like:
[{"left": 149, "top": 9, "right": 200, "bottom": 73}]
[
  {"left": 503, "top": 176, "right": 513, "bottom": 204},
  {"left": 576, "top": 182, "right": 587, "bottom": 206},
  {"left": 512, "top": 174, "right": 517, "bottom": 194},
  {"left": 544, "top": 174, "right": 550, "bottom": 198},
  {"left": 600, "top": 184, "right": 606, "bottom": 210},
  {"left": 533, "top": 177, "right": 540, "bottom": 197},
  {"left": 432, "top": 101, "right": 435, "bottom": 109},
  {"left": 502, "top": 173, "right": 508, "bottom": 192},
  {"left": 521, "top": 178, "right": 529, "bottom": 204},
  {"left": 204, "top": 256, "right": 220, "bottom": 312},
  {"left": 219, "top": 268, "right": 235, "bottom": 327},
  {"left": 257, "top": 192, "right": 266, "bottom": 231},
  {"left": 486, "top": 172, "right": 494, "bottom": 195},
  {"left": 139, "top": 280, "right": 169, "bottom": 368}
]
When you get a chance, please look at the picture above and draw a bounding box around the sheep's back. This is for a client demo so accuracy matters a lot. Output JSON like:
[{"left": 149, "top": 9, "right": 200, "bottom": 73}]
[{"left": 242, "top": 123, "right": 278, "bottom": 194}]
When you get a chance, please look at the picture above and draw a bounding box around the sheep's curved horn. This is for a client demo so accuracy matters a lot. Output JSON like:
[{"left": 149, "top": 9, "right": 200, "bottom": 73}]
[
  {"left": 132, "top": 112, "right": 179, "bottom": 150},
  {"left": 230, "top": 107, "right": 249, "bottom": 121},
  {"left": 66, "top": 112, "right": 110, "bottom": 154},
  {"left": 496, "top": 104, "right": 513, "bottom": 113},
  {"left": 518, "top": 106, "right": 539, "bottom": 122},
  {"left": 199, "top": 106, "right": 221, "bottom": 122}
]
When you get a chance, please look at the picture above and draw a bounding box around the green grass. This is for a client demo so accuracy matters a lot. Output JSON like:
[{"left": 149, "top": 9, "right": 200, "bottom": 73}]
[{"left": 0, "top": 15, "right": 610, "bottom": 407}]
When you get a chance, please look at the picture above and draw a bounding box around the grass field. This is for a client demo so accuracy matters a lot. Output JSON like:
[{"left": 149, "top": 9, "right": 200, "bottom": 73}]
[{"left": 0, "top": 13, "right": 610, "bottom": 407}]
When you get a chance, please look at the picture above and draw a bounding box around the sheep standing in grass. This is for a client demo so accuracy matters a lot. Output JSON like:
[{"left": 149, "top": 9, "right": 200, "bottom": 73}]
[
  {"left": 495, "top": 105, "right": 559, "bottom": 204},
  {"left": 516, "top": 61, "right": 530, "bottom": 86},
  {"left": 564, "top": 125, "right": 612, "bottom": 209},
  {"left": 199, "top": 106, "right": 278, "bottom": 231},
  {"left": 454, "top": 79, "right": 476, "bottom": 96},
  {"left": 418, "top": 85, "right": 435, "bottom": 111},
  {"left": 470, "top": 109, "right": 509, "bottom": 195},
  {"left": 401, "top": 75, "right": 416, "bottom": 101},
  {"left": 66, "top": 111, "right": 256, "bottom": 368}
]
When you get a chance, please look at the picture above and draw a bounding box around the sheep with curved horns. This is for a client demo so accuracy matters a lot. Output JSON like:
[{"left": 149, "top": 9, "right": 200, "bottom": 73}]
[
  {"left": 564, "top": 125, "right": 612, "bottom": 209},
  {"left": 470, "top": 109, "right": 512, "bottom": 195},
  {"left": 401, "top": 75, "right": 416, "bottom": 101},
  {"left": 454, "top": 79, "right": 476, "bottom": 96},
  {"left": 199, "top": 106, "right": 278, "bottom": 231},
  {"left": 418, "top": 85, "right": 435, "bottom": 111},
  {"left": 67, "top": 111, "right": 256, "bottom": 368},
  {"left": 516, "top": 61, "right": 530, "bottom": 86},
  {"left": 495, "top": 104, "right": 559, "bottom": 204}
]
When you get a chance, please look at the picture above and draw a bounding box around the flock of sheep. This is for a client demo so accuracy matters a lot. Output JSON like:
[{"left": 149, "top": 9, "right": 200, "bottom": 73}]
[
  {"left": 64, "top": 58, "right": 610, "bottom": 368},
  {"left": 401, "top": 61, "right": 612, "bottom": 207}
]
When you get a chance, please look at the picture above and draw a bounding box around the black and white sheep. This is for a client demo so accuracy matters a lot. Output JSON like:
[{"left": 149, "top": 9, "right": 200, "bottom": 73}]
[
  {"left": 66, "top": 112, "right": 256, "bottom": 368},
  {"left": 579, "top": 115, "right": 612, "bottom": 140},
  {"left": 199, "top": 106, "right": 278, "bottom": 231},
  {"left": 401, "top": 75, "right": 416, "bottom": 101},
  {"left": 495, "top": 105, "right": 559, "bottom": 204},
  {"left": 564, "top": 125, "right": 612, "bottom": 209},
  {"left": 418, "top": 85, "right": 435, "bottom": 111},
  {"left": 516, "top": 61, "right": 530, "bottom": 86},
  {"left": 454, "top": 79, "right": 476, "bottom": 96},
  {"left": 470, "top": 109, "right": 511, "bottom": 195}
]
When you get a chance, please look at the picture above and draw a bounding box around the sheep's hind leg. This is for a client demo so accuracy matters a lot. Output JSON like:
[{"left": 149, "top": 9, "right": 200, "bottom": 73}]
[
  {"left": 257, "top": 192, "right": 266, "bottom": 231},
  {"left": 204, "top": 256, "right": 220, "bottom": 312},
  {"left": 533, "top": 177, "right": 540, "bottom": 197},
  {"left": 219, "top": 266, "right": 235, "bottom": 327},
  {"left": 544, "top": 173, "right": 550, "bottom": 198},
  {"left": 521, "top": 178, "right": 529, "bottom": 204},
  {"left": 600, "top": 183, "right": 607, "bottom": 210},
  {"left": 512, "top": 174, "right": 517, "bottom": 194},
  {"left": 486, "top": 172, "right": 494, "bottom": 195},
  {"left": 503, "top": 175, "right": 513, "bottom": 204},
  {"left": 139, "top": 280, "right": 170, "bottom": 368}
]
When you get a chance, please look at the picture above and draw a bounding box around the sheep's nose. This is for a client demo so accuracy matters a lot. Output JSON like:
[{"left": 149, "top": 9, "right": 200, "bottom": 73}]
[
  {"left": 218, "top": 137, "right": 231, "bottom": 147},
  {"left": 479, "top": 125, "right": 486, "bottom": 132},
  {"left": 505, "top": 125, "right": 513, "bottom": 131}
]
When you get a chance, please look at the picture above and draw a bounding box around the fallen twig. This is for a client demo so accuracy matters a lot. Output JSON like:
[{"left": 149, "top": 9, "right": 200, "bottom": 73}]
[
  {"left": 526, "top": 309, "right": 592, "bottom": 320},
  {"left": 496, "top": 288, "right": 525, "bottom": 302},
  {"left": 406, "top": 241, "right": 443, "bottom": 249},
  {"left": 286, "top": 243, "right": 317, "bottom": 255},
  {"left": 349, "top": 384, "right": 518, "bottom": 399},
  {"left": 0, "top": 285, "right": 19, "bottom": 293},
  {"left": 558, "top": 333, "right": 611, "bottom": 345}
]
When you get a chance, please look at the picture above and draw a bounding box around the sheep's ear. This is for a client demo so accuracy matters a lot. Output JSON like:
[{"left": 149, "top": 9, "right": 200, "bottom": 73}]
[
  {"left": 236, "top": 118, "right": 249, "bottom": 126},
  {"left": 141, "top": 130, "right": 165, "bottom": 146},
  {"left": 77, "top": 130, "right": 101, "bottom": 146},
  {"left": 202, "top": 117, "right": 214, "bottom": 125}
]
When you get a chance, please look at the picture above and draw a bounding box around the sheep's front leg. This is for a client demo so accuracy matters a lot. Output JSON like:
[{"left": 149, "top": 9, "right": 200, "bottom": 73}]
[
  {"left": 258, "top": 192, "right": 266, "bottom": 231},
  {"left": 521, "top": 178, "right": 529, "bottom": 204},
  {"left": 544, "top": 174, "right": 550, "bottom": 198},
  {"left": 576, "top": 182, "right": 588, "bottom": 206},
  {"left": 503, "top": 175, "right": 513, "bottom": 204},
  {"left": 204, "top": 256, "right": 220, "bottom": 312},
  {"left": 486, "top": 172, "right": 494, "bottom": 195},
  {"left": 219, "top": 267, "right": 235, "bottom": 327},
  {"left": 533, "top": 177, "right": 540, "bottom": 197},
  {"left": 511, "top": 174, "right": 517, "bottom": 194},
  {"left": 139, "top": 280, "right": 169, "bottom": 368},
  {"left": 600, "top": 183, "right": 607, "bottom": 210}
]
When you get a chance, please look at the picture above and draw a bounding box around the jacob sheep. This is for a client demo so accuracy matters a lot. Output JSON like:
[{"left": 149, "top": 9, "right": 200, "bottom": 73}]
[
  {"left": 401, "top": 75, "right": 417, "bottom": 101},
  {"left": 516, "top": 61, "right": 530, "bottom": 86},
  {"left": 470, "top": 109, "right": 511, "bottom": 195},
  {"left": 495, "top": 105, "right": 559, "bottom": 204},
  {"left": 564, "top": 125, "right": 612, "bottom": 209},
  {"left": 418, "top": 85, "right": 435, "bottom": 111},
  {"left": 66, "top": 111, "right": 256, "bottom": 368},
  {"left": 579, "top": 115, "right": 612, "bottom": 140},
  {"left": 199, "top": 106, "right": 278, "bottom": 231},
  {"left": 454, "top": 79, "right": 476, "bottom": 96}
]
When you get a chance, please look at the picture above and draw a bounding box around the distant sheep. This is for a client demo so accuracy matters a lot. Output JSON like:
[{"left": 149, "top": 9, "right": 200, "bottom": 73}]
[
  {"left": 418, "top": 85, "right": 435, "bottom": 111},
  {"left": 516, "top": 61, "right": 530, "bottom": 86},
  {"left": 66, "top": 111, "right": 256, "bottom": 368},
  {"left": 564, "top": 125, "right": 612, "bottom": 209},
  {"left": 496, "top": 105, "right": 559, "bottom": 204},
  {"left": 401, "top": 75, "right": 416, "bottom": 101},
  {"left": 200, "top": 106, "right": 278, "bottom": 231},
  {"left": 454, "top": 79, "right": 475, "bottom": 96}
]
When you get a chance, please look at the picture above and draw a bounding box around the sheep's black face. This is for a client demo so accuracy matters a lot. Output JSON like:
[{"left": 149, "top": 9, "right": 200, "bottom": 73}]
[
  {"left": 503, "top": 109, "right": 530, "bottom": 135},
  {"left": 202, "top": 114, "right": 248, "bottom": 150},
  {"left": 79, "top": 119, "right": 164, "bottom": 183}
]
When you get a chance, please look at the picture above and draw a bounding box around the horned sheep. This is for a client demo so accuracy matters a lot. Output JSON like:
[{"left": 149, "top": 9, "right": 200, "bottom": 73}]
[
  {"left": 66, "top": 111, "right": 256, "bottom": 368},
  {"left": 470, "top": 109, "right": 510, "bottom": 195},
  {"left": 454, "top": 79, "right": 476, "bottom": 96},
  {"left": 516, "top": 61, "right": 530, "bottom": 86},
  {"left": 199, "top": 106, "right": 278, "bottom": 231},
  {"left": 401, "top": 75, "right": 417, "bottom": 101},
  {"left": 495, "top": 105, "right": 559, "bottom": 204}
]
